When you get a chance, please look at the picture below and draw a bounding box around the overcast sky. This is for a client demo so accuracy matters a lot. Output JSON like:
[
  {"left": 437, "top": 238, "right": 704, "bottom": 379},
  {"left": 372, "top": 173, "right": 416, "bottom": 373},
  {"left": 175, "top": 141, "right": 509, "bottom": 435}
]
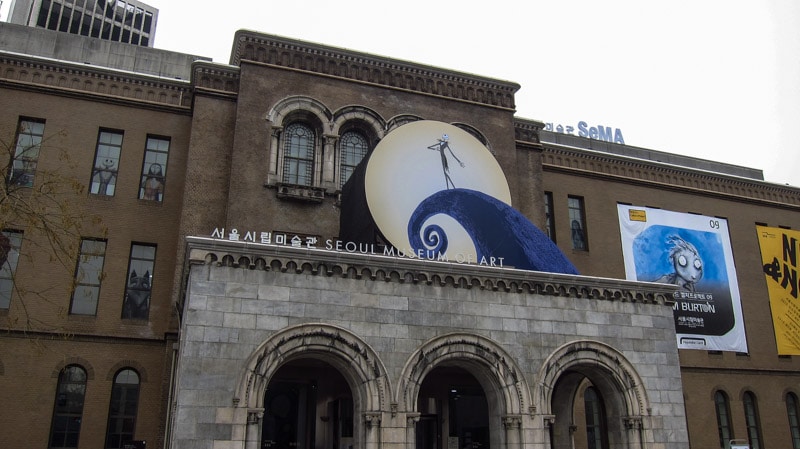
[{"left": 4, "top": 1, "right": 799, "bottom": 186}]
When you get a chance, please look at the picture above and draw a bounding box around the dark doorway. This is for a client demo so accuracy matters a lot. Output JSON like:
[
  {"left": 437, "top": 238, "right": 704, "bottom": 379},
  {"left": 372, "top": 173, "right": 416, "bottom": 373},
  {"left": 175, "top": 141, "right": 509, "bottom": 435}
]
[
  {"left": 262, "top": 359, "right": 353, "bottom": 449},
  {"left": 416, "top": 366, "right": 490, "bottom": 449}
]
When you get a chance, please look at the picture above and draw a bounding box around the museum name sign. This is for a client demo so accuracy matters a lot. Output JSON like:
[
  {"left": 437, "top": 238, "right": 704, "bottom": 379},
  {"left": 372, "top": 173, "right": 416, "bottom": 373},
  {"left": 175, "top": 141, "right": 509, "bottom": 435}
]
[
  {"left": 210, "top": 228, "right": 506, "bottom": 267},
  {"left": 545, "top": 120, "right": 625, "bottom": 144}
]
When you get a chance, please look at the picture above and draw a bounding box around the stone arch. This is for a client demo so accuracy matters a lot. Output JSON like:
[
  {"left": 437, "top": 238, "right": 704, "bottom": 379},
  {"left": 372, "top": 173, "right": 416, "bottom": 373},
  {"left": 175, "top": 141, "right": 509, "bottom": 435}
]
[
  {"left": 235, "top": 323, "right": 391, "bottom": 414},
  {"left": 536, "top": 340, "right": 651, "bottom": 449},
  {"left": 386, "top": 114, "right": 424, "bottom": 132},
  {"left": 105, "top": 360, "right": 149, "bottom": 382},
  {"left": 331, "top": 105, "right": 386, "bottom": 139},
  {"left": 51, "top": 357, "right": 95, "bottom": 380},
  {"left": 452, "top": 122, "right": 493, "bottom": 153},
  {"left": 397, "top": 333, "right": 531, "bottom": 449},
  {"left": 266, "top": 95, "right": 333, "bottom": 129}
]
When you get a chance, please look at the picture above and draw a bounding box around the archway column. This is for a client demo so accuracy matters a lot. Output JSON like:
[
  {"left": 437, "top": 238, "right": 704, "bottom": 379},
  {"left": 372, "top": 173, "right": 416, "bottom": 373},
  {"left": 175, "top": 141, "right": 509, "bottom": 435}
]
[
  {"left": 502, "top": 415, "right": 522, "bottom": 449},
  {"left": 245, "top": 408, "right": 264, "bottom": 449},
  {"left": 406, "top": 413, "right": 421, "bottom": 449},
  {"left": 364, "top": 412, "right": 382, "bottom": 449},
  {"left": 624, "top": 416, "right": 644, "bottom": 449}
]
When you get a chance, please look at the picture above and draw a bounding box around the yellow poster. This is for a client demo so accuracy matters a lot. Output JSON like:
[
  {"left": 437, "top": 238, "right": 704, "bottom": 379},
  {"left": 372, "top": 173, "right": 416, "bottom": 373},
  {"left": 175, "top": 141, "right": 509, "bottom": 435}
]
[{"left": 756, "top": 226, "right": 800, "bottom": 355}]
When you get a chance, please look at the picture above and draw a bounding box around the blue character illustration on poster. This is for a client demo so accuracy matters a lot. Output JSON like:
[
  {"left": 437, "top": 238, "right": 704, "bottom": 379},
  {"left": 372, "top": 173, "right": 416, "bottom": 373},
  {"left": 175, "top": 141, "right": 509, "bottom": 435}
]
[
  {"left": 632, "top": 226, "right": 735, "bottom": 335},
  {"left": 364, "top": 120, "right": 578, "bottom": 275}
]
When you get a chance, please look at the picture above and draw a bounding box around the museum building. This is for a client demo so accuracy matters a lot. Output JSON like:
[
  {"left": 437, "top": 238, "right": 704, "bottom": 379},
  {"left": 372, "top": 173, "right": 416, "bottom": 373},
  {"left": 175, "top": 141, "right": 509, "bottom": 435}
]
[{"left": 0, "top": 20, "right": 799, "bottom": 449}]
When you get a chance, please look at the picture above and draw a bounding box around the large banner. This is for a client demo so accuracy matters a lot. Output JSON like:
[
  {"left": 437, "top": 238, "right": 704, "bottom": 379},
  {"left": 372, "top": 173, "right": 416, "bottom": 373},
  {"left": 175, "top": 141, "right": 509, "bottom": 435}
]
[
  {"left": 617, "top": 205, "right": 747, "bottom": 352},
  {"left": 756, "top": 226, "right": 800, "bottom": 355}
]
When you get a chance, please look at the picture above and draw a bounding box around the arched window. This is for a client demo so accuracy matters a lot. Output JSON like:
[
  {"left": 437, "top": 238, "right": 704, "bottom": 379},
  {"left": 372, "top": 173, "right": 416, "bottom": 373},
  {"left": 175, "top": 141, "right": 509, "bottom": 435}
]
[
  {"left": 49, "top": 365, "right": 87, "bottom": 449},
  {"left": 714, "top": 390, "right": 733, "bottom": 448},
  {"left": 282, "top": 122, "right": 316, "bottom": 186},
  {"left": 584, "top": 386, "right": 608, "bottom": 449},
  {"left": 787, "top": 392, "right": 800, "bottom": 449},
  {"left": 105, "top": 369, "right": 141, "bottom": 448},
  {"left": 743, "top": 391, "right": 763, "bottom": 449},
  {"left": 338, "top": 130, "right": 368, "bottom": 188}
]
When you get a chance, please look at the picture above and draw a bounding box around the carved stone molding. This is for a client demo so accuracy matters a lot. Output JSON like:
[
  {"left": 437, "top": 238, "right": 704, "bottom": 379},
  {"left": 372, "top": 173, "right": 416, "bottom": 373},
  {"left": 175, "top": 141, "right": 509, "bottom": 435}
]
[
  {"left": 364, "top": 412, "right": 382, "bottom": 428},
  {"left": 192, "top": 62, "right": 240, "bottom": 98},
  {"left": 502, "top": 415, "right": 522, "bottom": 429},
  {"left": 624, "top": 416, "right": 643, "bottom": 430},
  {"left": 186, "top": 237, "right": 678, "bottom": 306},
  {"left": 231, "top": 31, "right": 519, "bottom": 111},
  {"left": 0, "top": 53, "right": 193, "bottom": 110}
]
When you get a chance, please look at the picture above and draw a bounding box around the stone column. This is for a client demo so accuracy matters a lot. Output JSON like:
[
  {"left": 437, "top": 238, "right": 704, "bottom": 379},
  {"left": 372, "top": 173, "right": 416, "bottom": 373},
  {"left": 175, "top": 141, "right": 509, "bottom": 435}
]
[
  {"left": 364, "top": 412, "right": 382, "bottom": 449},
  {"left": 268, "top": 127, "right": 282, "bottom": 181},
  {"left": 406, "top": 413, "right": 421, "bottom": 449},
  {"left": 322, "top": 134, "right": 338, "bottom": 191},
  {"left": 624, "top": 416, "right": 644, "bottom": 449},
  {"left": 503, "top": 415, "right": 522, "bottom": 449},
  {"left": 245, "top": 408, "right": 264, "bottom": 449}
]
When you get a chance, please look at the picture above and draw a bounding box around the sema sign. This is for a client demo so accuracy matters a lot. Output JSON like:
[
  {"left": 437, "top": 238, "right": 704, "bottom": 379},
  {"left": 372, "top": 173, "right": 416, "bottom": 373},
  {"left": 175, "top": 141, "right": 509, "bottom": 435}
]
[{"left": 545, "top": 121, "right": 625, "bottom": 144}]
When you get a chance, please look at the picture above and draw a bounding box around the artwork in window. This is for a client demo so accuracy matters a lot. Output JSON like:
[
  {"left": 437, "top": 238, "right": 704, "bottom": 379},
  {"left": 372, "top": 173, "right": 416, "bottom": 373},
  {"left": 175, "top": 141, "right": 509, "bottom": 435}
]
[
  {"left": 122, "top": 244, "right": 155, "bottom": 319},
  {"left": 8, "top": 119, "right": 45, "bottom": 187},
  {"left": 282, "top": 123, "right": 315, "bottom": 186},
  {"left": 70, "top": 239, "right": 107, "bottom": 315},
  {"left": 90, "top": 130, "right": 123, "bottom": 196},
  {"left": 49, "top": 365, "right": 87, "bottom": 449},
  {"left": 0, "top": 230, "right": 23, "bottom": 309},
  {"left": 105, "top": 369, "right": 141, "bottom": 448},
  {"left": 544, "top": 192, "right": 555, "bottom": 242},
  {"left": 568, "top": 196, "right": 588, "bottom": 250},
  {"left": 138, "top": 137, "right": 169, "bottom": 201}
]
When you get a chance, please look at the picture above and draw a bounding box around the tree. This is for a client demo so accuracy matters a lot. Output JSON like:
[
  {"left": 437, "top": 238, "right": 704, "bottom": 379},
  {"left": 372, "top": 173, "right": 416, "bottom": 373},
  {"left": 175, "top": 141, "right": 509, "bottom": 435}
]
[{"left": 1, "top": 122, "right": 105, "bottom": 330}]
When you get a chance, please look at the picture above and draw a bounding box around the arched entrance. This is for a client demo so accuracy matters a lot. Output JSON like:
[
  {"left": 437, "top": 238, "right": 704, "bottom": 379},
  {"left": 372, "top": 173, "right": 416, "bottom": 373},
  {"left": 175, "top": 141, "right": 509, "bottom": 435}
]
[
  {"left": 235, "top": 324, "right": 390, "bottom": 449},
  {"left": 415, "top": 365, "right": 490, "bottom": 449},
  {"left": 537, "top": 341, "right": 650, "bottom": 449},
  {"left": 398, "top": 333, "right": 531, "bottom": 449},
  {"left": 262, "top": 359, "right": 354, "bottom": 449}
]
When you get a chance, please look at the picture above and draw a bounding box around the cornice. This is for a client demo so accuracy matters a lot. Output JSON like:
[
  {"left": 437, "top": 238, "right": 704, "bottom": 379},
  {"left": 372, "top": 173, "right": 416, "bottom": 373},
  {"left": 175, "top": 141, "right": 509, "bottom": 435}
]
[
  {"left": 0, "top": 51, "right": 193, "bottom": 110},
  {"left": 543, "top": 144, "right": 800, "bottom": 208},
  {"left": 185, "top": 236, "right": 677, "bottom": 306},
  {"left": 191, "top": 61, "right": 240, "bottom": 99},
  {"left": 231, "top": 30, "right": 519, "bottom": 111}
]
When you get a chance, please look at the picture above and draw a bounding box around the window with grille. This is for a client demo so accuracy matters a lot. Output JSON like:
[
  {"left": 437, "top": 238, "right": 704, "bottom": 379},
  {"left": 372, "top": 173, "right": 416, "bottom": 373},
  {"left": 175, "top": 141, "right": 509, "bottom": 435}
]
[
  {"left": 49, "top": 365, "right": 87, "bottom": 449},
  {"left": 339, "top": 131, "right": 369, "bottom": 188},
  {"left": 282, "top": 123, "right": 315, "bottom": 186},
  {"left": 105, "top": 369, "right": 141, "bottom": 448},
  {"left": 8, "top": 118, "right": 45, "bottom": 187},
  {"left": 70, "top": 239, "right": 107, "bottom": 315},
  {"left": 714, "top": 391, "right": 733, "bottom": 448}
]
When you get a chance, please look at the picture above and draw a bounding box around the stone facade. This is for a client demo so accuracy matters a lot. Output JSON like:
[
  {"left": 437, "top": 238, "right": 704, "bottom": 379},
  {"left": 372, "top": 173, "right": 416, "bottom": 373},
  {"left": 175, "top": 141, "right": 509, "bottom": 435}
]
[{"left": 171, "top": 238, "right": 688, "bottom": 449}]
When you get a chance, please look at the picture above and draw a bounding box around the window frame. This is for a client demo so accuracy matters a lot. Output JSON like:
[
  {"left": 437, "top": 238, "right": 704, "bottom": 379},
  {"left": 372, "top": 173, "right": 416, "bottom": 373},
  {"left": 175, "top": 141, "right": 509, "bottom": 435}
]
[
  {"left": 0, "top": 230, "right": 23, "bottom": 309},
  {"left": 715, "top": 390, "right": 734, "bottom": 448},
  {"left": 49, "top": 365, "right": 87, "bottom": 449},
  {"left": 70, "top": 238, "right": 108, "bottom": 316},
  {"left": 138, "top": 135, "right": 170, "bottom": 201},
  {"left": 122, "top": 243, "right": 156, "bottom": 320},
  {"left": 584, "top": 386, "right": 609, "bottom": 449},
  {"left": 743, "top": 391, "right": 763, "bottom": 449},
  {"left": 787, "top": 392, "right": 800, "bottom": 449},
  {"left": 89, "top": 129, "right": 124, "bottom": 197},
  {"left": 567, "top": 195, "right": 588, "bottom": 250},
  {"left": 544, "top": 191, "right": 556, "bottom": 242},
  {"left": 338, "top": 130, "right": 369, "bottom": 189},
  {"left": 8, "top": 117, "right": 46, "bottom": 188},
  {"left": 281, "top": 122, "right": 317, "bottom": 187},
  {"left": 104, "top": 368, "right": 141, "bottom": 449}
]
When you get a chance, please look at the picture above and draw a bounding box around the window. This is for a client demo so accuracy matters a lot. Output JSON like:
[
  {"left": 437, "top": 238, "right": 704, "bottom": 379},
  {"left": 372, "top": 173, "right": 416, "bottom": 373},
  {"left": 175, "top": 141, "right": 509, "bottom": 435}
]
[
  {"left": 743, "top": 391, "right": 763, "bottom": 449},
  {"left": 787, "top": 392, "right": 800, "bottom": 449},
  {"left": 715, "top": 391, "right": 733, "bottom": 448},
  {"left": 70, "top": 239, "right": 107, "bottom": 315},
  {"left": 8, "top": 118, "right": 45, "bottom": 187},
  {"left": 122, "top": 244, "right": 155, "bottom": 320},
  {"left": 138, "top": 136, "right": 169, "bottom": 201},
  {"left": 584, "top": 386, "right": 608, "bottom": 449},
  {"left": 90, "top": 130, "right": 123, "bottom": 196},
  {"left": 105, "top": 369, "right": 140, "bottom": 448},
  {"left": 49, "top": 365, "right": 87, "bottom": 449},
  {"left": 339, "top": 131, "right": 369, "bottom": 188},
  {"left": 0, "top": 230, "right": 23, "bottom": 309},
  {"left": 544, "top": 191, "right": 555, "bottom": 242},
  {"left": 568, "top": 196, "right": 588, "bottom": 250},
  {"left": 282, "top": 122, "right": 315, "bottom": 186}
]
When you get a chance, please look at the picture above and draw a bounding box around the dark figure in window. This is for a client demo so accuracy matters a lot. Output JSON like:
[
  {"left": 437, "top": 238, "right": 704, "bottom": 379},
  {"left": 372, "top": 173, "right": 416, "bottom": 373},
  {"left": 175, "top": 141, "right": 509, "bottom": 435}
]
[
  {"left": 142, "top": 163, "right": 165, "bottom": 201},
  {"left": 123, "top": 270, "right": 151, "bottom": 319},
  {"left": 427, "top": 134, "right": 464, "bottom": 190},
  {"left": 571, "top": 220, "right": 586, "bottom": 250}
]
